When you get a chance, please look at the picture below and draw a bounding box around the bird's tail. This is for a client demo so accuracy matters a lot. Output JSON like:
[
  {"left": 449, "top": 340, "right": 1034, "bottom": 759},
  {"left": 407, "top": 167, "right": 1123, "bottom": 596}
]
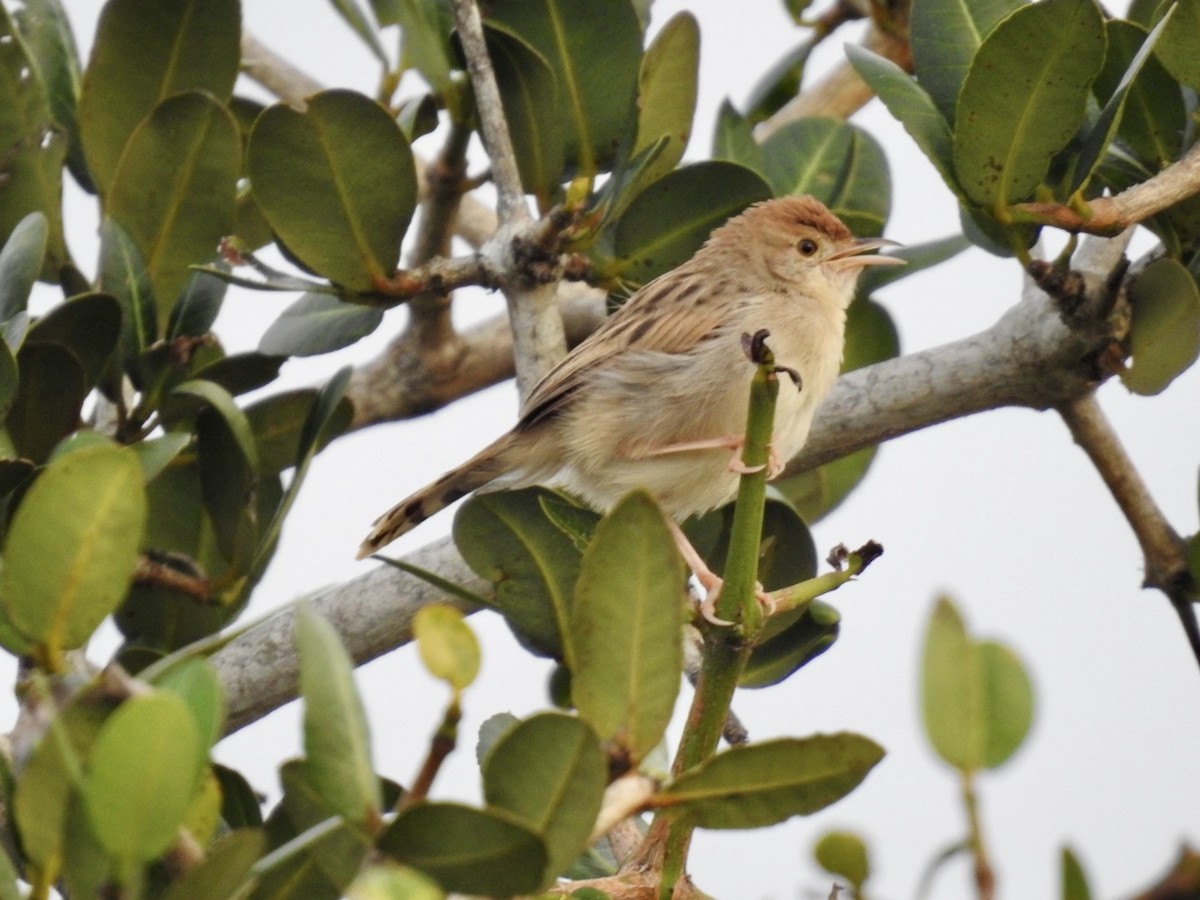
[{"left": 356, "top": 432, "right": 519, "bottom": 560}]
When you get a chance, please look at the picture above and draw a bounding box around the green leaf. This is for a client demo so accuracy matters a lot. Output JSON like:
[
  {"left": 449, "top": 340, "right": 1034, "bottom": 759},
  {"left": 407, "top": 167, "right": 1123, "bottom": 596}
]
[
  {"left": 327, "top": 0, "right": 387, "bottom": 64},
  {"left": 169, "top": 265, "right": 229, "bottom": 338},
  {"left": 711, "top": 99, "right": 766, "bottom": 179},
  {"left": 8, "top": 342, "right": 86, "bottom": 463},
  {"left": 0, "top": 443, "right": 145, "bottom": 656},
  {"left": 486, "top": 23, "right": 565, "bottom": 206},
  {"left": 761, "top": 118, "right": 891, "bottom": 234},
  {"left": 97, "top": 215, "right": 156, "bottom": 359},
  {"left": 392, "top": 0, "right": 456, "bottom": 93},
  {"left": 570, "top": 491, "right": 683, "bottom": 762},
  {"left": 78, "top": 0, "right": 240, "bottom": 197},
  {"left": 1061, "top": 845, "right": 1092, "bottom": 900},
  {"left": 378, "top": 802, "right": 547, "bottom": 896},
  {"left": 1121, "top": 258, "right": 1200, "bottom": 395},
  {"left": 83, "top": 691, "right": 202, "bottom": 862},
  {"left": 1071, "top": 10, "right": 1176, "bottom": 195},
  {"left": 133, "top": 432, "right": 191, "bottom": 482},
  {"left": 953, "top": 0, "right": 1107, "bottom": 210},
  {"left": 740, "top": 600, "right": 839, "bottom": 688},
  {"left": 246, "top": 389, "right": 345, "bottom": 475},
  {"left": 922, "top": 597, "right": 1033, "bottom": 772},
  {"left": 1154, "top": 0, "right": 1200, "bottom": 90},
  {"left": 191, "top": 352, "right": 284, "bottom": 397},
  {"left": 745, "top": 40, "right": 815, "bottom": 125},
  {"left": 658, "top": 734, "right": 885, "bottom": 828},
  {"left": 296, "top": 601, "right": 381, "bottom": 824},
  {"left": 214, "top": 765, "right": 264, "bottom": 829},
  {"left": 857, "top": 234, "right": 970, "bottom": 295},
  {"left": 455, "top": 487, "right": 585, "bottom": 660},
  {"left": 1095, "top": 20, "right": 1185, "bottom": 171},
  {"left": 482, "top": 713, "right": 606, "bottom": 885},
  {"left": 909, "top": 0, "right": 1023, "bottom": 124},
  {"left": 347, "top": 863, "right": 445, "bottom": 900},
  {"left": 685, "top": 493, "right": 816, "bottom": 594},
  {"left": 814, "top": 829, "right": 871, "bottom": 888},
  {"left": 486, "top": 0, "right": 642, "bottom": 176},
  {"left": 27, "top": 291, "right": 121, "bottom": 387},
  {"left": 260, "top": 292, "right": 385, "bottom": 357},
  {"left": 107, "top": 91, "right": 240, "bottom": 324},
  {"left": 846, "top": 45, "right": 959, "bottom": 197},
  {"left": 162, "top": 828, "right": 266, "bottom": 900},
  {"left": 13, "top": 0, "right": 91, "bottom": 192},
  {"left": 414, "top": 605, "right": 480, "bottom": 692},
  {"left": 0, "top": 333, "right": 18, "bottom": 423},
  {"left": 0, "top": 211, "right": 48, "bottom": 320},
  {"left": 611, "top": 161, "right": 772, "bottom": 285},
  {"left": 977, "top": 639, "right": 1034, "bottom": 768},
  {"left": 0, "top": 5, "right": 67, "bottom": 277},
  {"left": 154, "top": 658, "right": 226, "bottom": 765},
  {"left": 630, "top": 12, "right": 699, "bottom": 185},
  {"left": 248, "top": 89, "right": 417, "bottom": 292}
]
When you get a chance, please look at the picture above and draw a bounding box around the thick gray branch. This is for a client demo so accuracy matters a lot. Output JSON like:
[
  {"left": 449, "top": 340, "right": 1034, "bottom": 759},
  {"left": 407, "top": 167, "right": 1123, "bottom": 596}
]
[{"left": 214, "top": 270, "right": 1123, "bottom": 733}]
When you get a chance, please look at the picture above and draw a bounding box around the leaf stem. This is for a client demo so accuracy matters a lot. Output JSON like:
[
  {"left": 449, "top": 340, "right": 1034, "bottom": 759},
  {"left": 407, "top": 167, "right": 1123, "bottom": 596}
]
[
  {"left": 960, "top": 770, "right": 995, "bottom": 900},
  {"left": 399, "top": 697, "right": 462, "bottom": 811}
]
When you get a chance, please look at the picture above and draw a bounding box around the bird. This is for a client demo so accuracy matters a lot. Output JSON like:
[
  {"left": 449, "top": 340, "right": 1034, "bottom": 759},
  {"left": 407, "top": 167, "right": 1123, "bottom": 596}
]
[{"left": 358, "top": 195, "right": 901, "bottom": 604}]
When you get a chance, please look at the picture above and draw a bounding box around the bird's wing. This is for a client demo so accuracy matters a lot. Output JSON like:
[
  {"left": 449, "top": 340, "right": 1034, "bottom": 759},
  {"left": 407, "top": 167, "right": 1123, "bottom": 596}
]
[{"left": 518, "top": 268, "right": 729, "bottom": 428}]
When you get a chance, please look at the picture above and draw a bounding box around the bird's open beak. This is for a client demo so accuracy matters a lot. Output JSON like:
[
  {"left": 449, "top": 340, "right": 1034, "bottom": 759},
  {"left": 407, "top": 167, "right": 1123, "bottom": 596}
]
[{"left": 829, "top": 237, "right": 905, "bottom": 269}]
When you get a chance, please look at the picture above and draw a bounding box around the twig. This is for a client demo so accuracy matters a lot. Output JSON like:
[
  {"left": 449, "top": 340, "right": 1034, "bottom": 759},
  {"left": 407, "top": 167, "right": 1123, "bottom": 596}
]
[
  {"left": 1057, "top": 393, "right": 1199, "bottom": 668},
  {"left": 1013, "top": 141, "right": 1200, "bottom": 235}
]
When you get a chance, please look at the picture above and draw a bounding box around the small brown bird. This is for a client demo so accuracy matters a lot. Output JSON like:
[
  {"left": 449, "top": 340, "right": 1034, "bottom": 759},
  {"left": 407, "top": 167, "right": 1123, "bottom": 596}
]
[{"left": 358, "top": 196, "right": 900, "bottom": 599}]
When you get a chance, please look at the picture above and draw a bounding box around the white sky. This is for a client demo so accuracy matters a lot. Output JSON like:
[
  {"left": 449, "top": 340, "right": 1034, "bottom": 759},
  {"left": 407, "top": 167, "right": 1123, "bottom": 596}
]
[{"left": 14, "top": 1, "right": 1200, "bottom": 898}]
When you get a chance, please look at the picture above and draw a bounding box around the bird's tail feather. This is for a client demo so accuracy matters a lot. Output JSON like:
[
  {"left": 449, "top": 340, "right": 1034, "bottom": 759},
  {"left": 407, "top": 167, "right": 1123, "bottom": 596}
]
[{"left": 356, "top": 433, "right": 518, "bottom": 560}]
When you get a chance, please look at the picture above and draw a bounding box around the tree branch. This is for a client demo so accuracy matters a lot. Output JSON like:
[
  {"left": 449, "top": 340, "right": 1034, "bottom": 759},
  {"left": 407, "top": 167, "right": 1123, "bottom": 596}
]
[
  {"left": 213, "top": 245, "right": 1135, "bottom": 733},
  {"left": 1057, "top": 394, "right": 1200, "bottom": 666}
]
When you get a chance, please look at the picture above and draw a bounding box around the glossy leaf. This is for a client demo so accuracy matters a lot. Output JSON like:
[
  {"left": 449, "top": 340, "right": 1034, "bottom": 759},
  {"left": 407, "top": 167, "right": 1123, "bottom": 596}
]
[
  {"left": 379, "top": 802, "right": 547, "bottom": 896},
  {"left": 27, "top": 291, "right": 121, "bottom": 387},
  {"left": 1071, "top": 11, "right": 1175, "bottom": 194},
  {"left": 133, "top": 432, "right": 190, "bottom": 484},
  {"left": 486, "top": 0, "right": 641, "bottom": 175},
  {"left": 162, "top": 828, "right": 266, "bottom": 900},
  {"left": 0, "top": 5, "right": 67, "bottom": 276},
  {"left": 97, "top": 215, "right": 156, "bottom": 358},
  {"left": 745, "top": 39, "right": 815, "bottom": 125},
  {"left": 740, "top": 600, "right": 839, "bottom": 688},
  {"left": 455, "top": 487, "right": 584, "bottom": 660},
  {"left": 612, "top": 161, "right": 772, "bottom": 285},
  {"left": 486, "top": 23, "right": 564, "bottom": 205},
  {"left": 1121, "top": 258, "right": 1200, "bottom": 395},
  {"left": 296, "top": 601, "right": 381, "bottom": 824},
  {"left": 847, "top": 45, "right": 958, "bottom": 197},
  {"left": 84, "top": 691, "right": 202, "bottom": 862},
  {"left": 1, "top": 443, "right": 145, "bottom": 654},
  {"left": 909, "top": 0, "right": 1022, "bottom": 123},
  {"left": 814, "top": 830, "right": 871, "bottom": 888},
  {"left": 78, "top": 0, "right": 240, "bottom": 196},
  {"left": 246, "top": 389, "right": 336, "bottom": 474},
  {"left": 953, "top": 0, "right": 1106, "bottom": 210},
  {"left": 571, "top": 491, "right": 683, "bottom": 762},
  {"left": 0, "top": 211, "right": 47, "bottom": 320},
  {"left": 482, "top": 713, "right": 606, "bottom": 885},
  {"left": 107, "top": 91, "right": 240, "bottom": 321},
  {"left": 685, "top": 493, "right": 816, "bottom": 594},
  {"left": 857, "top": 234, "right": 970, "bottom": 295},
  {"left": 0, "top": 330, "right": 18, "bottom": 423},
  {"left": 630, "top": 12, "right": 699, "bottom": 186},
  {"left": 658, "top": 735, "right": 885, "bottom": 828},
  {"left": 346, "top": 863, "right": 444, "bottom": 900},
  {"left": 414, "top": 605, "right": 480, "bottom": 692},
  {"left": 1096, "top": 20, "right": 1184, "bottom": 170},
  {"left": 260, "top": 292, "right": 385, "bottom": 357},
  {"left": 763, "top": 117, "right": 891, "bottom": 235},
  {"left": 1154, "top": 0, "right": 1200, "bottom": 90},
  {"left": 13, "top": 0, "right": 91, "bottom": 192},
  {"left": 9, "top": 342, "right": 86, "bottom": 463},
  {"left": 248, "top": 89, "right": 417, "bottom": 292}
]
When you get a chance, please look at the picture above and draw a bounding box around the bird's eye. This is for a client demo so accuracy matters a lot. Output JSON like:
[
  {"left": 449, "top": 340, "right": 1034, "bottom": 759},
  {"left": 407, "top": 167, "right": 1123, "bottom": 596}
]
[{"left": 797, "top": 238, "right": 818, "bottom": 256}]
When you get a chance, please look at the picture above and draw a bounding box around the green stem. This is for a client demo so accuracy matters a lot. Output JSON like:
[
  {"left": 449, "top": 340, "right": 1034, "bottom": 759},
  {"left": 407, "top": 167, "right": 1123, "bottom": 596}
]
[
  {"left": 655, "top": 345, "right": 781, "bottom": 897},
  {"left": 960, "top": 770, "right": 995, "bottom": 900}
]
